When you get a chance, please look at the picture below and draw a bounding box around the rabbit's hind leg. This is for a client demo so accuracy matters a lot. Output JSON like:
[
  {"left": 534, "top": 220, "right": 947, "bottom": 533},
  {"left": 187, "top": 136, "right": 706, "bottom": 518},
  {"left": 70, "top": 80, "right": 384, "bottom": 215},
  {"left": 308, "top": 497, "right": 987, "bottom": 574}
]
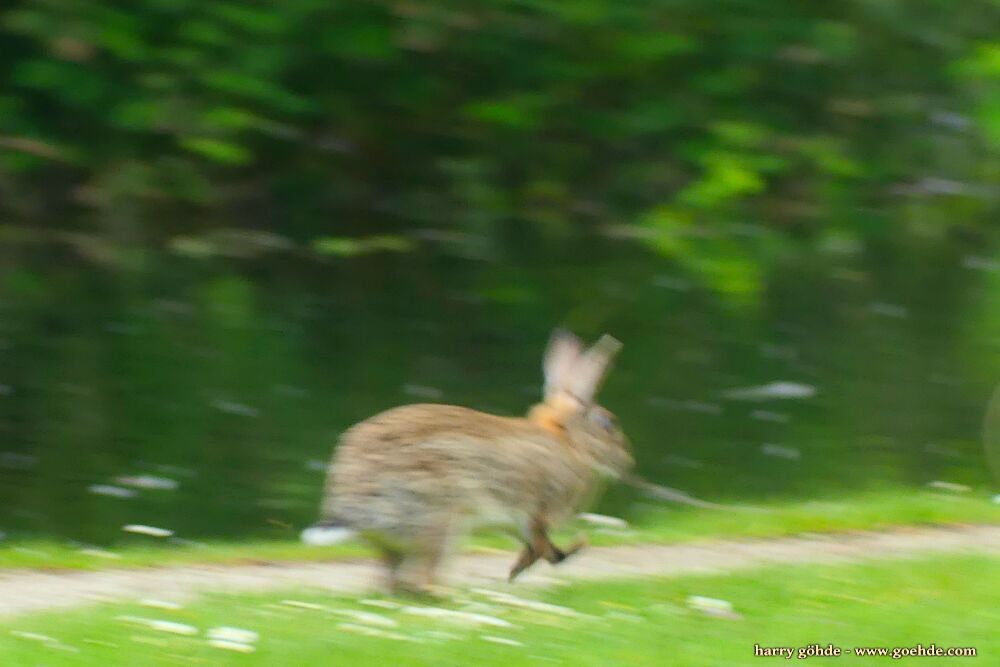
[
  {"left": 508, "top": 518, "right": 587, "bottom": 582},
  {"left": 507, "top": 519, "right": 587, "bottom": 581}
]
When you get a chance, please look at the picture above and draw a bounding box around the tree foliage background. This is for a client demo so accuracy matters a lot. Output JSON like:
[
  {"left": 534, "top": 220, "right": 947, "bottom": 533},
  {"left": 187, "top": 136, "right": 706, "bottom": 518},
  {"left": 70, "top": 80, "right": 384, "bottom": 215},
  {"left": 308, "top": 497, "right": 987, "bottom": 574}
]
[{"left": 1, "top": 0, "right": 997, "bottom": 259}]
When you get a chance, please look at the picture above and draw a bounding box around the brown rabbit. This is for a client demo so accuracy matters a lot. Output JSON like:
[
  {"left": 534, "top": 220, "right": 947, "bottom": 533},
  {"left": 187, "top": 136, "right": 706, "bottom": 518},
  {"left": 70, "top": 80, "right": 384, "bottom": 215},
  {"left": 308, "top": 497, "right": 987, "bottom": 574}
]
[{"left": 302, "top": 329, "right": 632, "bottom": 594}]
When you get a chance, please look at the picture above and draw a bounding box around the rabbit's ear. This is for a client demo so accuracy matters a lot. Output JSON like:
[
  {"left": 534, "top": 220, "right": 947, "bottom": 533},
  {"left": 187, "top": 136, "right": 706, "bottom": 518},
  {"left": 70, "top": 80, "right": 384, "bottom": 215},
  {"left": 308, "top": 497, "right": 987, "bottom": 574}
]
[
  {"left": 567, "top": 334, "right": 622, "bottom": 403},
  {"left": 543, "top": 328, "right": 583, "bottom": 400}
]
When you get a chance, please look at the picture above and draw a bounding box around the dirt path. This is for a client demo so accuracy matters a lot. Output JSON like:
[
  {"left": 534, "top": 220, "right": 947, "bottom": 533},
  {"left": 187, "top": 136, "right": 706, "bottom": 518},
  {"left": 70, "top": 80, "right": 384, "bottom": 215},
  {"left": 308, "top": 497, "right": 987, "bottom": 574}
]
[{"left": 1, "top": 524, "right": 997, "bottom": 619}]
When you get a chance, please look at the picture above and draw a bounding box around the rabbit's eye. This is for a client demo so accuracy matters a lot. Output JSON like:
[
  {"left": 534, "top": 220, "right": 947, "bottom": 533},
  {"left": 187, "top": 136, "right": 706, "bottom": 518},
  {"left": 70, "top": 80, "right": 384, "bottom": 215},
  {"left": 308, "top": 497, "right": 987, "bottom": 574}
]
[{"left": 591, "top": 410, "right": 616, "bottom": 432}]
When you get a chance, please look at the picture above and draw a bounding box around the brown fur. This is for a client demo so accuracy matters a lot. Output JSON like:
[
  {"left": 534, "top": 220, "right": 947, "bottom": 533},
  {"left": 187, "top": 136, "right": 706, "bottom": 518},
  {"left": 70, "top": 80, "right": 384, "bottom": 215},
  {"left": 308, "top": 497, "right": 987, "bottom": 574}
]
[{"left": 315, "top": 331, "right": 631, "bottom": 593}]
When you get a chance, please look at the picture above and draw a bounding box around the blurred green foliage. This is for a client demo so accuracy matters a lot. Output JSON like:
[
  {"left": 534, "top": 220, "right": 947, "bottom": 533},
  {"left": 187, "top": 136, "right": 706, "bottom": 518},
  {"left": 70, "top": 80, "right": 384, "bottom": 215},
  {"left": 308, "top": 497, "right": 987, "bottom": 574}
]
[
  {"left": 0, "top": 0, "right": 997, "bottom": 254},
  {"left": 2, "top": 1, "right": 999, "bottom": 547}
]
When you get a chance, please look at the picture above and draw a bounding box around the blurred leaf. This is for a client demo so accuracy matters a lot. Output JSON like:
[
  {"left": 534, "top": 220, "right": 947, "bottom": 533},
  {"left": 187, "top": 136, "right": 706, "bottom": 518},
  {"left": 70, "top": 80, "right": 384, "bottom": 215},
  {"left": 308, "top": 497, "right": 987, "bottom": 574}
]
[
  {"left": 796, "top": 137, "right": 864, "bottom": 177},
  {"left": 179, "top": 20, "right": 231, "bottom": 47},
  {"left": 463, "top": 94, "right": 549, "bottom": 130},
  {"left": 640, "top": 206, "right": 695, "bottom": 257},
  {"left": 0, "top": 136, "right": 71, "bottom": 162},
  {"left": 621, "top": 101, "right": 685, "bottom": 134},
  {"left": 111, "top": 100, "right": 161, "bottom": 131},
  {"left": 179, "top": 137, "right": 252, "bottom": 165},
  {"left": 711, "top": 121, "right": 770, "bottom": 149},
  {"left": 679, "top": 153, "right": 767, "bottom": 207},
  {"left": 616, "top": 32, "right": 698, "bottom": 61},
  {"left": 207, "top": 4, "right": 288, "bottom": 35},
  {"left": 311, "top": 235, "right": 414, "bottom": 256},
  {"left": 3, "top": 9, "right": 47, "bottom": 35},
  {"left": 955, "top": 43, "right": 1000, "bottom": 77},
  {"left": 201, "top": 107, "right": 259, "bottom": 131},
  {"left": 200, "top": 70, "right": 310, "bottom": 113},
  {"left": 321, "top": 21, "right": 395, "bottom": 61},
  {"left": 169, "top": 236, "right": 215, "bottom": 258},
  {"left": 97, "top": 13, "right": 147, "bottom": 60},
  {"left": 12, "top": 59, "right": 107, "bottom": 107}
]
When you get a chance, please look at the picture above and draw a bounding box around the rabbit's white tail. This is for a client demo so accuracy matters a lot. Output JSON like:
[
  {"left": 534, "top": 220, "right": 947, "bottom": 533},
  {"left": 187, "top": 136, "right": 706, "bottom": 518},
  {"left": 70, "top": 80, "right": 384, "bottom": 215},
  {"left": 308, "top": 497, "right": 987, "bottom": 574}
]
[{"left": 300, "top": 520, "right": 356, "bottom": 546}]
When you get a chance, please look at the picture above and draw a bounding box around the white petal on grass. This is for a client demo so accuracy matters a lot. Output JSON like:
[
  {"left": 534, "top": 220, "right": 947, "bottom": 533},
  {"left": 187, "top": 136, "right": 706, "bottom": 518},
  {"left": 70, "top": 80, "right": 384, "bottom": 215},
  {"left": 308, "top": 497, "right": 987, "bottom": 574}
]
[
  {"left": 760, "top": 444, "right": 801, "bottom": 461},
  {"left": 680, "top": 400, "right": 722, "bottom": 415},
  {"left": 461, "top": 601, "right": 502, "bottom": 615},
  {"left": 140, "top": 599, "right": 182, "bottom": 610},
  {"left": 115, "top": 616, "right": 197, "bottom": 635},
  {"left": 471, "top": 589, "right": 582, "bottom": 618},
  {"left": 869, "top": 302, "right": 909, "bottom": 319},
  {"left": 152, "top": 622, "right": 196, "bottom": 637},
  {"left": 0, "top": 452, "right": 37, "bottom": 469},
  {"left": 50, "top": 643, "right": 81, "bottom": 653},
  {"left": 332, "top": 609, "right": 398, "bottom": 628},
  {"left": 208, "top": 627, "right": 259, "bottom": 644},
  {"left": 88, "top": 484, "right": 137, "bottom": 499},
  {"left": 723, "top": 382, "right": 816, "bottom": 401},
  {"left": 927, "top": 480, "right": 971, "bottom": 493},
  {"left": 11, "top": 633, "right": 80, "bottom": 653},
  {"left": 686, "top": 595, "right": 742, "bottom": 620},
  {"left": 961, "top": 255, "right": 1000, "bottom": 273},
  {"left": 605, "top": 611, "right": 644, "bottom": 623},
  {"left": 300, "top": 525, "right": 355, "bottom": 546},
  {"left": 305, "top": 459, "right": 327, "bottom": 472},
  {"left": 280, "top": 599, "right": 326, "bottom": 611},
  {"left": 481, "top": 635, "right": 524, "bottom": 647},
  {"left": 923, "top": 443, "right": 962, "bottom": 459},
  {"left": 577, "top": 513, "right": 629, "bottom": 529},
  {"left": 750, "top": 410, "right": 790, "bottom": 423},
  {"left": 10, "top": 630, "right": 57, "bottom": 643},
  {"left": 114, "top": 475, "right": 178, "bottom": 491},
  {"left": 148, "top": 620, "right": 198, "bottom": 636},
  {"left": 402, "top": 384, "right": 443, "bottom": 399},
  {"left": 401, "top": 606, "right": 513, "bottom": 628},
  {"left": 338, "top": 623, "right": 420, "bottom": 643},
  {"left": 359, "top": 599, "right": 402, "bottom": 610},
  {"left": 122, "top": 524, "right": 174, "bottom": 538},
  {"left": 208, "top": 639, "right": 256, "bottom": 653},
  {"left": 211, "top": 399, "right": 259, "bottom": 417},
  {"left": 79, "top": 548, "right": 122, "bottom": 560}
]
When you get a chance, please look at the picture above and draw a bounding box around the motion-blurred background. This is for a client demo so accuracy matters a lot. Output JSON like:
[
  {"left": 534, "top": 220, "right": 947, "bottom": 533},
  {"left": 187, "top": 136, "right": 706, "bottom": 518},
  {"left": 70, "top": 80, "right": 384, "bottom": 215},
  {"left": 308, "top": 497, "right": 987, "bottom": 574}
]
[{"left": 0, "top": 0, "right": 998, "bottom": 546}]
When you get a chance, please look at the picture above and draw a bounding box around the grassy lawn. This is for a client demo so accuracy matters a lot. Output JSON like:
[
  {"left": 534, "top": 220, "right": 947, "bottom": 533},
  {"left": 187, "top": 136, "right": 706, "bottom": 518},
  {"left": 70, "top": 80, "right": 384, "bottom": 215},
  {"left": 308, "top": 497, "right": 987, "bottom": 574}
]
[
  {"left": 1, "top": 552, "right": 995, "bottom": 665},
  {"left": 0, "top": 486, "right": 996, "bottom": 572},
  {"left": 1, "top": 487, "right": 997, "bottom": 572}
]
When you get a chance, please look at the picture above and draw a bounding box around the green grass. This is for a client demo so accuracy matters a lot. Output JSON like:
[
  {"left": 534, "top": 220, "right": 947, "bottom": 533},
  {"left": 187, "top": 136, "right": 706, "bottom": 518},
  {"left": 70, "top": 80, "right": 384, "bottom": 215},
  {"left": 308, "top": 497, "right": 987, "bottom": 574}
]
[
  {"left": 0, "top": 539, "right": 370, "bottom": 571},
  {"left": 1, "top": 552, "right": 995, "bottom": 665},
  {"left": 0, "top": 487, "right": 996, "bottom": 572}
]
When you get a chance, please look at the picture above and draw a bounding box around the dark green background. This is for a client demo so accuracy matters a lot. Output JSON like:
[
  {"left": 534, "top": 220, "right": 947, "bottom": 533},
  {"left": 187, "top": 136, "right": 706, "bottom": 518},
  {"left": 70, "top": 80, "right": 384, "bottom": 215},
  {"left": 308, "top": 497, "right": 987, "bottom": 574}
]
[{"left": 0, "top": 0, "right": 998, "bottom": 543}]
